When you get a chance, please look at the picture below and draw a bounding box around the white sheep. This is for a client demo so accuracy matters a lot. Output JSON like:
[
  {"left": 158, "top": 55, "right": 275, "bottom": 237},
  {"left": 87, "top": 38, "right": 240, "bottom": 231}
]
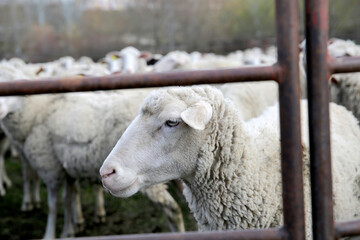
[
  {"left": 151, "top": 49, "right": 279, "bottom": 120},
  {"left": 99, "top": 47, "right": 150, "bottom": 74},
  {"left": 330, "top": 72, "right": 360, "bottom": 119},
  {"left": 242, "top": 47, "right": 277, "bottom": 65},
  {"left": 0, "top": 59, "right": 105, "bottom": 223},
  {"left": 327, "top": 38, "right": 360, "bottom": 57},
  {"left": 1, "top": 52, "right": 186, "bottom": 237},
  {"left": 219, "top": 81, "right": 278, "bottom": 121},
  {"left": 327, "top": 40, "right": 360, "bottom": 123},
  {"left": 100, "top": 85, "right": 360, "bottom": 239},
  {"left": 0, "top": 62, "right": 42, "bottom": 211},
  {"left": 152, "top": 51, "right": 192, "bottom": 72},
  {"left": 0, "top": 89, "right": 185, "bottom": 239},
  {"left": 299, "top": 38, "right": 360, "bottom": 99}
]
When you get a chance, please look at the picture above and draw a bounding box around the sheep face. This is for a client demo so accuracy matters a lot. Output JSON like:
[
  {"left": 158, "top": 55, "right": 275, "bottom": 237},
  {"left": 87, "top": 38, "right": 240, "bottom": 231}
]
[{"left": 100, "top": 88, "right": 213, "bottom": 198}]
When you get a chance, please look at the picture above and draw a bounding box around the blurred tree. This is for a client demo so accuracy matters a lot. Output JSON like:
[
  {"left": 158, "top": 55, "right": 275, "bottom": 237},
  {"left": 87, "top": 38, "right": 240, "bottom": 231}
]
[{"left": 0, "top": 0, "right": 359, "bottom": 61}]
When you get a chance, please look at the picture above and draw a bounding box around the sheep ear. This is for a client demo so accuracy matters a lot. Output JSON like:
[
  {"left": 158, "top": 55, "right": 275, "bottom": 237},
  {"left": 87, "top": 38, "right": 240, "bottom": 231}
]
[
  {"left": 180, "top": 101, "right": 212, "bottom": 130},
  {"left": 330, "top": 76, "right": 339, "bottom": 85}
]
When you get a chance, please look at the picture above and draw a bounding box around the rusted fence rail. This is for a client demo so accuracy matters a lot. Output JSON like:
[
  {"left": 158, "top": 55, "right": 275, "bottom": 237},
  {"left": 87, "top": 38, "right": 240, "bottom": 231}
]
[
  {"left": 1, "top": 0, "right": 360, "bottom": 239},
  {"left": 0, "top": 66, "right": 280, "bottom": 96},
  {"left": 305, "top": 0, "right": 334, "bottom": 239}
]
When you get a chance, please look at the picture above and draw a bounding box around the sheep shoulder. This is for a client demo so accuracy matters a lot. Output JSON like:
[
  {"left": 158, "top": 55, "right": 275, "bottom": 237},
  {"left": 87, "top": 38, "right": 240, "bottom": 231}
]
[{"left": 183, "top": 94, "right": 285, "bottom": 231}]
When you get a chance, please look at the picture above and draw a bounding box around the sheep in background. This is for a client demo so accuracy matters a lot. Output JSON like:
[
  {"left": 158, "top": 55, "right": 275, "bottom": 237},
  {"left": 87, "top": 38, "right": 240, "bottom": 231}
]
[
  {"left": 219, "top": 81, "right": 278, "bottom": 121},
  {"left": 1, "top": 53, "right": 187, "bottom": 237},
  {"left": 0, "top": 88, "right": 185, "bottom": 238},
  {"left": 327, "top": 39, "right": 360, "bottom": 118},
  {"left": 152, "top": 46, "right": 277, "bottom": 73},
  {"left": 152, "top": 51, "right": 191, "bottom": 72},
  {"left": 151, "top": 50, "right": 241, "bottom": 72},
  {"left": 100, "top": 85, "right": 360, "bottom": 239},
  {"left": 98, "top": 47, "right": 151, "bottom": 74},
  {"left": 0, "top": 58, "right": 109, "bottom": 221},
  {"left": 119, "top": 46, "right": 149, "bottom": 73},
  {"left": 219, "top": 46, "right": 278, "bottom": 120},
  {"left": 299, "top": 38, "right": 360, "bottom": 99},
  {"left": 150, "top": 47, "right": 279, "bottom": 121},
  {"left": 330, "top": 72, "right": 360, "bottom": 120},
  {"left": 179, "top": 53, "right": 243, "bottom": 70},
  {"left": 301, "top": 39, "right": 360, "bottom": 116},
  {"left": 242, "top": 47, "right": 277, "bottom": 65},
  {"left": 140, "top": 51, "right": 163, "bottom": 66},
  {"left": 0, "top": 62, "right": 42, "bottom": 210},
  {"left": 1, "top": 58, "right": 109, "bottom": 215},
  {"left": 327, "top": 38, "right": 360, "bottom": 57}
]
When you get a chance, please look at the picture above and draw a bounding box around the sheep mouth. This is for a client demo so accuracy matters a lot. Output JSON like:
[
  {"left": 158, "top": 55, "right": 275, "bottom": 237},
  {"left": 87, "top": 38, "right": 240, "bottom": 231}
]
[
  {"left": 118, "top": 178, "right": 138, "bottom": 192},
  {"left": 105, "top": 177, "right": 139, "bottom": 197}
]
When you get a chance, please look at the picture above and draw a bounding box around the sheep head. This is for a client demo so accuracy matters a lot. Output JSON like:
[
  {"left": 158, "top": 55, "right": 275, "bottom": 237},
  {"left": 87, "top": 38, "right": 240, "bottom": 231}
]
[{"left": 100, "top": 86, "right": 214, "bottom": 198}]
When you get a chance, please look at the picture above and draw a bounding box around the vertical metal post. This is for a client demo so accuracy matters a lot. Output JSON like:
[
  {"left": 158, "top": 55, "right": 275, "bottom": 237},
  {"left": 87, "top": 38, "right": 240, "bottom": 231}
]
[
  {"left": 305, "top": 0, "right": 335, "bottom": 239},
  {"left": 275, "top": 0, "right": 305, "bottom": 239}
]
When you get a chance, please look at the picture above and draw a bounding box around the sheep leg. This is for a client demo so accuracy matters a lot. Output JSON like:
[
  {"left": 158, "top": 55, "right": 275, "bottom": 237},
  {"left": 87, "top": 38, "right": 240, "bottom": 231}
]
[
  {"left": 10, "top": 145, "right": 19, "bottom": 160},
  {"left": 43, "top": 185, "right": 59, "bottom": 239},
  {"left": 0, "top": 156, "right": 5, "bottom": 196},
  {"left": 2, "top": 162, "right": 12, "bottom": 189},
  {"left": 0, "top": 136, "right": 12, "bottom": 195},
  {"left": 0, "top": 137, "right": 12, "bottom": 188},
  {"left": 72, "top": 180, "right": 85, "bottom": 233},
  {"left": 93, "top": 184, "right": 106, "bottom": 223},
  {"left": 142, "top": 185, "right": 185, "bottom": 232},
  {"left": 60, "top": 177, "right": 76, "bottom": 238},
  {"left": 32, "top": 172, "right": 41, "bottom": 209},
  {"left": 20, "top": 156, "right": 34, "bottom": 211}
]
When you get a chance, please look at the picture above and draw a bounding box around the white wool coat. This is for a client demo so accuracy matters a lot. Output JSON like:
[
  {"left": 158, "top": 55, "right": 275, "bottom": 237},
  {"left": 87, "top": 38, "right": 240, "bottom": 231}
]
[
  {"left": 180, "top": 87, "right": 360, "bottom": 235},
  {"left": 102, "top": 86, "right": 360, "bottom": 239},
  {"left": 1, "top": 90, "right": 149, "bottom": 186}
]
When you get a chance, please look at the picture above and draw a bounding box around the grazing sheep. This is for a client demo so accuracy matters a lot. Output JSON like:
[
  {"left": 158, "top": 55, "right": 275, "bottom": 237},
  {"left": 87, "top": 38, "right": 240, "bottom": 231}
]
[
  {"left": 100, "top": 85, "right": 360, "bottom": 239},
  {"left": 0, "top": 89, "right": 184, "bottom": 239}
]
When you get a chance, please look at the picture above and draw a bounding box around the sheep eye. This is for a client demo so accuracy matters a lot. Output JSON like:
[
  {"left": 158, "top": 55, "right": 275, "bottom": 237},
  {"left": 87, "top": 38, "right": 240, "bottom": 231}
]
[{"left": 165, "top": 119, "right": 180, "bottom": 127}]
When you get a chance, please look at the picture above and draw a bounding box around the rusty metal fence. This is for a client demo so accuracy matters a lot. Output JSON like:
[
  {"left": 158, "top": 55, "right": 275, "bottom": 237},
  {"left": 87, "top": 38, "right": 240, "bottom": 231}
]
[{"left": 1, "top": 0, "right": 360, "bottom": 239}]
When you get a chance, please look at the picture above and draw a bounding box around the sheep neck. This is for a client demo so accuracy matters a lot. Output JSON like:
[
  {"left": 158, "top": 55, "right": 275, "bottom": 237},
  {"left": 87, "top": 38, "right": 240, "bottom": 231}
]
[{"left": 183, "top": 100, "right": 283, "bottom": 231}]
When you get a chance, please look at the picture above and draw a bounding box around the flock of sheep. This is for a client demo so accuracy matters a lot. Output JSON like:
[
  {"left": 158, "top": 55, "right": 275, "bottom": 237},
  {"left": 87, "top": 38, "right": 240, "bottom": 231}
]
[{"left": 0, "top": 38, "right": 360, "bottom": 239}]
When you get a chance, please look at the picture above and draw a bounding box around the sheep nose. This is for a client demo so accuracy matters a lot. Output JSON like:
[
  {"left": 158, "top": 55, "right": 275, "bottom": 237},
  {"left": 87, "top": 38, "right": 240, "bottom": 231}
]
[{"left": 100, "top": 168, "right": 116, "bottom": 179}]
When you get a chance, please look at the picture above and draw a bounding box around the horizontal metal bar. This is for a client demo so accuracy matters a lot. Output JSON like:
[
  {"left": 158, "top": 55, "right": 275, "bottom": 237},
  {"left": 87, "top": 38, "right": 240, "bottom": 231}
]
[
  {"left": 328, "top": 56, "right": 360, "bottom": 74},
  {"left": 57, "top": 228, "right": 287, "bottom": 240},
  {"left": 0, "top": 65, "right": 280, "bottom": 96},
  {"left": 335, "top": 219, "right": 360, "bottom": 238}
]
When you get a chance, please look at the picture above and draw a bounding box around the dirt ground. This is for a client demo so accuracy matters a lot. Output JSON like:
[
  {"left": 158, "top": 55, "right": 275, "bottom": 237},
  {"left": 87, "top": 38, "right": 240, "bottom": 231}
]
[{"left": 0, "top": 157, "right": 197, "bottom": 239}]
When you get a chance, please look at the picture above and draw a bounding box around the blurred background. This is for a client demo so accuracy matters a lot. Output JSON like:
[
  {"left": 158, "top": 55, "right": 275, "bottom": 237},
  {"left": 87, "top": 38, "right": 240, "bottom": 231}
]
[
  {"left": 0, "top": 1, "right": 360, "bottom": 239},
  {"left": 0, "top": 0, "right": 359, "bottom": 62}
]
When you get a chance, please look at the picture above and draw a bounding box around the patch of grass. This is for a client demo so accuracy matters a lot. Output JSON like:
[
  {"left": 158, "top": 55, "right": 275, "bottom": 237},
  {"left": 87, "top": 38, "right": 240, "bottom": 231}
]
[{"left": 0, "top": 158, "right": 197, "bottom": 239}]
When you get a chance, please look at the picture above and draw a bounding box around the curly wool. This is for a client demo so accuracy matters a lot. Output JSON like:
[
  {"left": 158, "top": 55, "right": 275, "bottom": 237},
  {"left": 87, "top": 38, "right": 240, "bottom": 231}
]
[
  {"left": 175, "top": 86, "right": 360, "bottom": 236},
  {"left": 182, "top": 87, "right": 283, "bottom": 231}
]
